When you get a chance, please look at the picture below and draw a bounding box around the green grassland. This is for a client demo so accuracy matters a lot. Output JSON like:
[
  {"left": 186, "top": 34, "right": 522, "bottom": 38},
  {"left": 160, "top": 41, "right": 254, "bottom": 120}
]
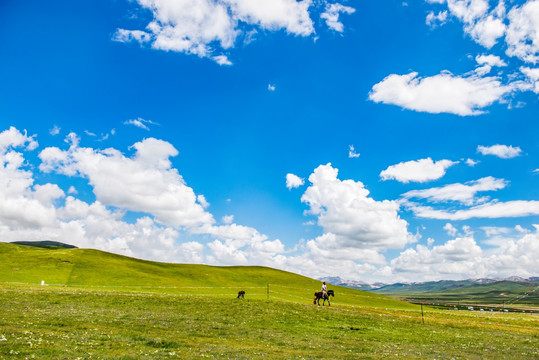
[
  {"left": 1, "top": 243, "right": 538, "bottom": 359},
  {"left": 378, "top": 281, "right": 539, "bottom": 309}
]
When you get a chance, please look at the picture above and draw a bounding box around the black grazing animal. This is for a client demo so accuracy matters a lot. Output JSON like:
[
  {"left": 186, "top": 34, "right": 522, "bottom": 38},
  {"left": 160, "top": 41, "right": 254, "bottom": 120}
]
[
  {"left": 313, "top": 289, "right": 334, "bottom": 306},
  {"left": 237, "top": 290, "right": 245, "bottom": 299}
]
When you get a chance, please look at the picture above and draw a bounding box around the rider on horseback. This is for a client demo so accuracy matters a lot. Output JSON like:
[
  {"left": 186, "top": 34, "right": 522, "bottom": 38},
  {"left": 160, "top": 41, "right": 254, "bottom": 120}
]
[{"left": 321, "top": 282, "right": 327, "bottom": 297}]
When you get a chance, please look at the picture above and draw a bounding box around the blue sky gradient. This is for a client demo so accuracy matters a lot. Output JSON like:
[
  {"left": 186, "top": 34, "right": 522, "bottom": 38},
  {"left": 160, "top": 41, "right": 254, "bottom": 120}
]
[{"left": 1, "top": 0, "right": 538, "bottom": 282}]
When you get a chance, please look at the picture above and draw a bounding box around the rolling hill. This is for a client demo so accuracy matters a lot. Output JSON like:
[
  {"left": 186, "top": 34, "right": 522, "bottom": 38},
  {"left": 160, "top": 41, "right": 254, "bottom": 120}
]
[{"left": 0, "top": 242, "right": 415, "bottom": 310}]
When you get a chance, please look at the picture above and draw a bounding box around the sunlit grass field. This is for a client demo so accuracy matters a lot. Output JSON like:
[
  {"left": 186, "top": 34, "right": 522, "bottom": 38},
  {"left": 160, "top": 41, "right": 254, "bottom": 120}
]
[{"left": 1, "top": 243, "right": 538, "bottom": 359}]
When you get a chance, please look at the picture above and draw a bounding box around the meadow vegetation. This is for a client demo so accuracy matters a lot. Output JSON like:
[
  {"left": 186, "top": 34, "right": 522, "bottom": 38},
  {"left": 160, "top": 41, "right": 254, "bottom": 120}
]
[{"left": 1, "top": 243, "right": 538, "bottom": 359}]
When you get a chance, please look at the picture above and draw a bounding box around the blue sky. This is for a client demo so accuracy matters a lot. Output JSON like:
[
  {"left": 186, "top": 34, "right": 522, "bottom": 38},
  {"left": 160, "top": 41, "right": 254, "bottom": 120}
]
[{"left": 1, "top": 0, "right": 538, "bottom": 283}]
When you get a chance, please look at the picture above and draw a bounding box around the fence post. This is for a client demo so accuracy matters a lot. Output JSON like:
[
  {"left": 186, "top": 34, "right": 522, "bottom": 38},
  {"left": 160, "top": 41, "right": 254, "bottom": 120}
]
[{"left": 421, "top": 303, "right": 425, "bottom": 324}]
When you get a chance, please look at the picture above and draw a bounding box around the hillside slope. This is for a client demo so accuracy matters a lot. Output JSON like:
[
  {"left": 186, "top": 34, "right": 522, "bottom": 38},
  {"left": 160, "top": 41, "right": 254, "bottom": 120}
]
[{"left": 0, "top": 242, "right": 416, "bottom": 310}]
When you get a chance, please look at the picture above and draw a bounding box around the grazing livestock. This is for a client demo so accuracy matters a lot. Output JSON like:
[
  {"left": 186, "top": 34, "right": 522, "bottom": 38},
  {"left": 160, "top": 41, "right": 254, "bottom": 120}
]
[
  {"left": 314, "top": 289, "right": 334, "bottom": 306},
  {"left": 237, "top": 290, "right": 245, "bottom": 299}
]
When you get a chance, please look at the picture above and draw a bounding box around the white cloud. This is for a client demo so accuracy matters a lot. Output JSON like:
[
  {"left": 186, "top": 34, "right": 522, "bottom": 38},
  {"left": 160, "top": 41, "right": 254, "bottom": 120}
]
[
  {"left": 222, "top": 214, "right": 234, "bottom": 224},
  {"left": 521, "top": 66, "right": 539, "bottom": 93},
  {"left": 506, "top": 0, "right": 539, "bottom": 63},
  {"left": 197, "top": 194, "right": 210, "bottom": 209},
  {"left": 112, "top": 29, "right": 152, "bottom": 44},
  {"left": 387, "top": 227, "right": 539, "bottom": 281},
  {"left": 476, "top": 54, "right": 507, "bottom": 67},
  {"left": 213, "top": 55, "right": 233, "bottom": 66},
  {"left": 49, "top": 125, "right": 61, "bottom": 136},
  {"left": 348, "top": 145, "right": 360, "bottom": 158},
  {"left": 444, "top": 223, "right": 458, "bottom": 236},
  {"left": 401, "top": 176, "right": 508, "bottom": 205},
  {"left": 477, "top": 144, "right": 522, "bottom": 158},
  {"left": 1, "top": 127, "right": 290, "bottom": 268},
  {"left": 391, "top": 237, "right": 483, "bottom": 278},
  {"left": 465, "top": 158, "right": 479, "bottom": 166},
  {"left": 446, "top": 0, "right": 489, "bottom": 24},
  {"left": 268, "top": 84, "right": 276, "bottom": 91},
  {"left": 405, "top": 200, "right": 539, "bottom": 220},
  {"left": 426, "top": 10, "right": 448, "bottom": 28},
  {"left": 441, "top": 0, "right": 506, "bottom": 49},
  {"left": 124, "top": 117, "right": 159, "bottom": 131},
  {"left": 116, "top": 0, "right": 357, "bottom": 63},
  {"left": 380, "top": 157, "right": 458, "bottom": 183},
  {"left": 286, "top": 173, "right": 305, "bottom": 189},
  {"left": 39, "top": 136, "right": 215, "bottom": 229},
  {"left": 428, "top": 0, "right": 539, "bottom": 64},
  {"left": 515, "top": 224, "right": 531, "bottom": 233},
  {"left": 482, "top": 226, "right": 511, "bottom": 237},
  {"left": 369, "top": 71, "right": 512, "bottom": 116},
  {"left": 0, "top": 126, "right": 38, "bottom": 152},
  {"left": 320, "top": 3, "right": 355, "bottom": 32},
  {"left": 199, "top": 223, "right": 285, "bottom": 266},
  {"left": 468, "top": 13, "right": 506, "bottom": 48},
  {"left": 301, "top": 163, "right": 415, "bottom": 251}
]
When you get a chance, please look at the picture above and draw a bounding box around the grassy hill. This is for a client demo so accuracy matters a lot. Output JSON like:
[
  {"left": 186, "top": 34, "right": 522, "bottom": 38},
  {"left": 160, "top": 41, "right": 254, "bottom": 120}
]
[
  {"left": 0, "top": 242, "right": 414, "bottom": 310},
  {"left": 1, "top": 242, "right": 538, "bottom": 359}
]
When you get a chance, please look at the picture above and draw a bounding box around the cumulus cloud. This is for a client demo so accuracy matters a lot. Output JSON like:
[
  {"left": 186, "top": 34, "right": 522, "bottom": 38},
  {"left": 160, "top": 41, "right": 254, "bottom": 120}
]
[
  {"left": 213, "top": 55, "right": 233, "bottom": 66},
  {"left": 369, "top": 71, "right": 512, "bottom": 116},
  {"left": 198, "top": 223, "right": 285, "bottom": 266},
  {"left": 405, "top": 0, "right": 539, "bottom": 116},
  {"left": 301, "top": 163, "right": 415, "bottom": 251},
  {"left": 465, "top": 158, "right": 479, "bottom": 166},
  {"left": 221, "top": 214, "right": 234, "bottom": 224},
  {"left": 389, "top": 228, "right": 539, "bottom": 281},
  {"left": 0, "top": 127, "right": 290, "bottom": 267},
  {"left": 433, "top": 0, "right": 506, "bottom": 48},
  {"left": 476, "top": 54, "right": 507, "bottom": 67},
  {"left": 286, "top": 173, "right": 305, "bottom": 189},
  {"left": 390, "top": 237, "right": 484, "bottom": 278},
  {"left": 39, "top": 135, "right": 214, "bottom": 229},
  {"left": 380, "top": 157, "right": 458, "bottom": 183},
  {"left": 49, "top": 125, "right": 61, "bottom": 136},
  {"left": 520, "top": 66, "right": 539, "bottom": 93},
  {"left": 506, "top": 0, "right": 539, "bottom": 63},
  {"left": 477, "top": 144, "right": 522, "bottom": 158},
  {"left": 401, "top": 176, "right": 508, "bottom": 205},
  {"left": 320, "top": 3, "right": 356, "bottom": 32},
  {"left": 114, "top": 0, "right": 354, "bottom": 63},
  {"left": 426, "top": 10, "right": 448, "bottom": 28},
  {"left": 427, "top": 0, "right": 539, "bottom": 63},
  {"left": 444, "top": 223, "right": 458, "bottom": 236},
  {"left": 0, "top": 128, "right": 60, "bottom": 230}
]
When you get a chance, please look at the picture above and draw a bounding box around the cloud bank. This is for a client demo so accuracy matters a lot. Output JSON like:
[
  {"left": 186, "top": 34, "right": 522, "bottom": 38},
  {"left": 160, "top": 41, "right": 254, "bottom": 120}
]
[{"left": 114, "top": 0, "right": 355, "bottom": 64}]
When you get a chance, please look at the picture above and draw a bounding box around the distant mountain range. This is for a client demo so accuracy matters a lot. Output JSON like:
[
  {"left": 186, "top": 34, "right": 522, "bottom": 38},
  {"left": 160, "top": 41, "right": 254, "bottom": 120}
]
[
  {"left": 319, "top": 276, "right": 539, "bottom": 293},
  {"left": 10, "top": 241, "right": 77, "bottom": 249}
]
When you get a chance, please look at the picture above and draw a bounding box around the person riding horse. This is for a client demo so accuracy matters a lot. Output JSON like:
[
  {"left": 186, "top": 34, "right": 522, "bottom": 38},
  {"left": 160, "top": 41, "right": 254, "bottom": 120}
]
[{"left": 314, "top": 282, "right": 334, "bottom": 306}]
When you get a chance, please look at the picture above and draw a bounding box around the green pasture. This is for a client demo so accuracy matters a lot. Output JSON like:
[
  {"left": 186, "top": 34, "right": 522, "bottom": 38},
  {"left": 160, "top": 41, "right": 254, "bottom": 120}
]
[
  {"left": 1, "top": 243, "right": 538, "bottom": 359},
  {"left": 0, "top": 243, "right": 414, "bottom": 309},
  {"left": 386, "top": 281, "right": 539, "bottom": 308}
]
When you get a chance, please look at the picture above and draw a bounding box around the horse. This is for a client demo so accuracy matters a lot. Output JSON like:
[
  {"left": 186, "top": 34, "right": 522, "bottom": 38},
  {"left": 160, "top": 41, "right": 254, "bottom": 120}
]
[
  {"left": 237, "top": 290, "right": 245, "bottom": 299},
  {"left": 313, "top": 289, "right": 334, "bottom": 306}
]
